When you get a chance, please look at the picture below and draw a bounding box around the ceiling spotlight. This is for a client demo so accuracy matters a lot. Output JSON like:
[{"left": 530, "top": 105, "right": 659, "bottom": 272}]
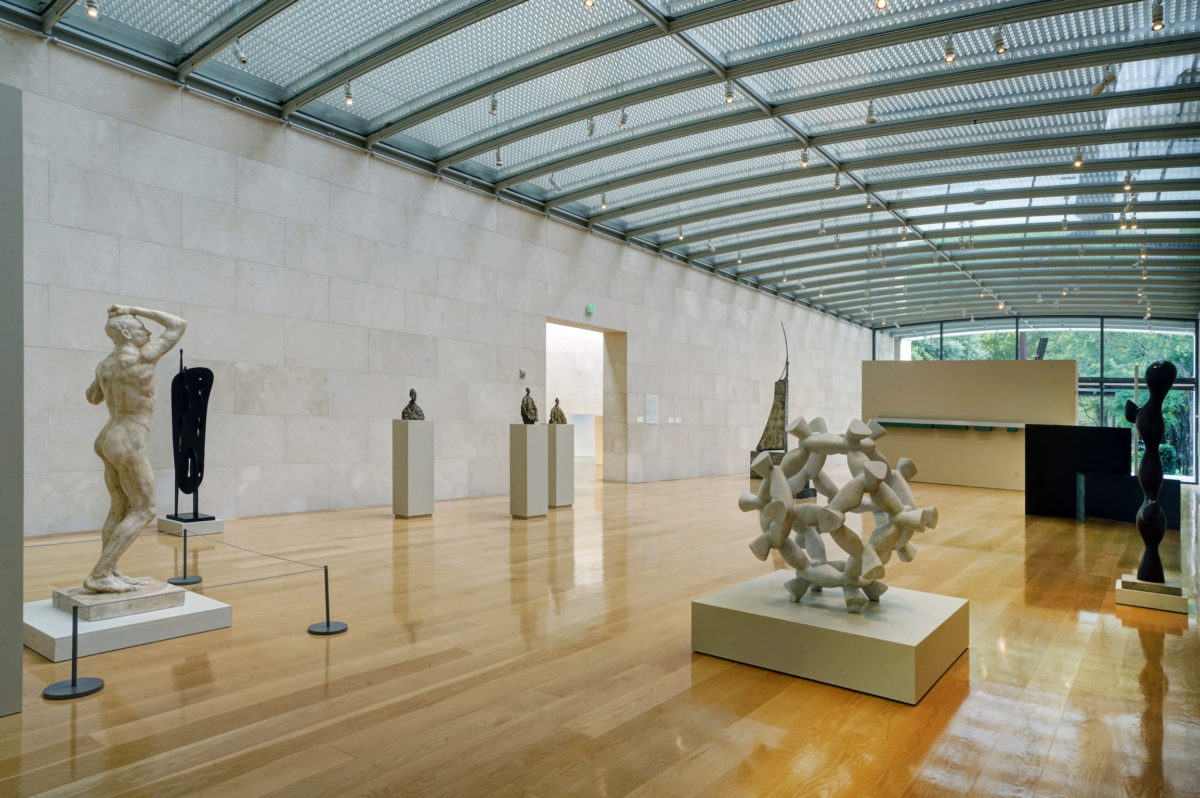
[
  {"left": 819, "top": 219, "right": 826, "bottom": 234},
  {"left": 834, "top": 234, "right": 840, "bottom": 248},
  {"left": 875, "top": 0, "right": 887, "bottom": 9},
  {"left": 677, "top": 225, "right": 684, "bottom": 241},
  {"left": 586, "top": 117, "right": 595, "bottom": 138},
  {"left": 1062, "top": 286, "right": 1068, "bottom": 296},
  {"left": 1124, "top": 170, "right": 1133, "bottom": 192},
  {"left": 85, "top": 0, "right": 99, "bottom": 18},
  {"left": 1091, "top": 65, "right": 1117, "bottom": 96},
  {"left": 548, "top": 174, "right": 562, "bottom": 191},
  {"left": 1120, "top": 214, "right": 1128, "bottom": 230},
  {"left": 1073, "top": 147, "right": 1083, "bottom": 167},
  {"left": 1140, "top": 246, "right": 1147, "bottom": 261},
  {"left": 1151, "top": 0, "right": 1164, "bottom": 31},
  {"left": 724, "top": 80, "right": 735, "bottom": 104},
  {"left": 901, "top": 228, "right": 907, "bottom": 241},
  {"left": 998, "top": 301, "right": 1005, "bottom": 311},
  {"left": 833, "top": 171, "right": 842, "bottom": 190},
  {"left": 618, "top": 108, "right": 627, "bottom": 130},
  {"left": 1036, "top": 293, "right": 1043, "bottom": 303},
  {"left": 994, "top": 27, "right": 1007, "bottom": 55},
  {"left": 737, "top": 251, "right": 742, "bottom": 264},
  {"left": 1142, "top": 268, "right": 1148, "bottom": 280},
  {"left": 707, "top": 240, "right": 717, "bottom": 254},
  {"left": 866, "top": 195, "right": 873, "bottom": 209},
  {"left": 801, "top": 148, "right": 809, "bottom": 168},
  {"left": 600, "top": 193, "right": 607, "bottom": 210},
  {"left": 944, "top": 35, "right": 955, "bottom": 63},
  {"left": 343, "top": 82, "right": 354, "bottom": 107},
  {"left": 584, "top": 0, "right": 595, "bottom": 7},
  {"left": 489, "top": 94, "right": 498, "bottom": 116},
  {"left": 865, "top": 99, "right": 877, "bottom": 125},
  {"left": 494, "top": 148, "right": 502, "bottom": 168},
  {"left": 1130, "top": 214, "right": 1138, "bottom": 229},
  {"left": 818, "top": 285, "right": 824, "bottom": 297},
  {"left": 1062, "top": 214, "right": 1069, "bottom": 231},
  {"left": 233, "top": 36, "right": 248, "bottom": 65}
]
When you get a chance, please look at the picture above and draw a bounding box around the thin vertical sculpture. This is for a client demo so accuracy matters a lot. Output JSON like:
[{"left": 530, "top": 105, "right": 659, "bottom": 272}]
[
  {"left": 1124, "top": 360, "right": 1177, "bottom": 583},
  {"left": 168, "top": 351, "right": 214, "bottom": 523}
]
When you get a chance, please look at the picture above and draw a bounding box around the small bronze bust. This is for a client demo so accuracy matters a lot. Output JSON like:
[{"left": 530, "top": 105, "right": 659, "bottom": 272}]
[
  {"left": 520, "top": 387, "right": 538, "bottom": 424},
  {"left": 401, "top": 388, "right": 424, "bottom": 420},
  {"left": 549, "top": 398, "right": 567, "bottom": 424}
]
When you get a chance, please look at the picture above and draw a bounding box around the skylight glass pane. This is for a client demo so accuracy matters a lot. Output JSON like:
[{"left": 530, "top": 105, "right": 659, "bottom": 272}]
[
  {"left": 617, "top": 172, "right": 833, "bottom": 232},
  {"left": 55, "top": 0, "right": 245, "bottom": 63}
]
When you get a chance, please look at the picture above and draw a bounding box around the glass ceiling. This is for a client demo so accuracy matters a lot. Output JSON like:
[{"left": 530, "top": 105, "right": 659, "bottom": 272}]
[{"left": 4, "top": 0, "right": 1197, "bottom": 327}]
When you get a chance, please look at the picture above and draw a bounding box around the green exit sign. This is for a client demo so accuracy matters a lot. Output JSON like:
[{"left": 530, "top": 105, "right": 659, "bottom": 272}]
[{"left": 586, "top": 303, "right": 595, "bottom": 314}]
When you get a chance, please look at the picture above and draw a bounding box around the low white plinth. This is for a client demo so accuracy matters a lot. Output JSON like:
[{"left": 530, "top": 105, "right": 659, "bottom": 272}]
[
  {"left": 158, "top": 515, "right": 224, "bottom": 536},
  {"left": 692, "top": 570, "right": 968, "bottom": 704},
  {"left": 1115, "top": 574, "right": 1189, "bottom": 614},
  {"left": 53, "top": 578, "right": 184, "bottom": 621},
  {"left": 548, "top": 424, "right": 574, "bottom": 509},
  {"left": 393, "top": 419, "right": 435, "bottom": 518},
  {"left": 510, "top": 424, "right": 548, "bottom": 519},
  {"left": 23, "top": 591, "right": 232, "bottom": 662}
]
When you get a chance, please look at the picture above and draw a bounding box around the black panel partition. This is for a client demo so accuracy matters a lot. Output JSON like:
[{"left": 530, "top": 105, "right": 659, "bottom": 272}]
[{"left": 1025, "top": 424, "right": 1181, "bottom": 530}]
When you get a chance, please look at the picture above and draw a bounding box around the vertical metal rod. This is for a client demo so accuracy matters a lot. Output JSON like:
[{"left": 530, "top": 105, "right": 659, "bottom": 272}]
[
  {"left": 323, "top": 566, "right": 331, "bottom": 628},
  {"left": 70, "top": 606, "right": 79, "bottom": 687},
  {"left": 181, "top": 527, "right": 188, "bottom": 578}
]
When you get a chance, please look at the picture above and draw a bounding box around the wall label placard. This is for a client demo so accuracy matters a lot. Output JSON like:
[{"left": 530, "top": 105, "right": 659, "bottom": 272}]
[{"left": 645, "top": 394, "right": 659, "bottom": 424}]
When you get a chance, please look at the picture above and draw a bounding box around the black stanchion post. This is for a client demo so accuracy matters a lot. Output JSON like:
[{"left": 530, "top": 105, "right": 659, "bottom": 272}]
[
  {"left": 307, "top": 566, "right": 348, "bottom": 636},
  {"left": 168, "top": 526, "right": 201, "bottom": 587},
  {"left": 43, "top": 606, "right": 104, "bottom": 700}
]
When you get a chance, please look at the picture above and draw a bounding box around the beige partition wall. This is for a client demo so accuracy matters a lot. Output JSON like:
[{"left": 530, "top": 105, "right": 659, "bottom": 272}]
[{"left": 862, "top": 360, "right": 1077, "bottom": 490}]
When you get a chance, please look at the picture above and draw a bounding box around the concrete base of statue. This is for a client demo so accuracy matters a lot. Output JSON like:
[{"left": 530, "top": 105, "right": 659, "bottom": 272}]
[
  {"left": 24, "top": 590, "right": 231, "bottom": 662},
  {"left": 1115, "top": 574, "right": 1189, "bottom": 614},
  {"left": 692, "top": 569, "right": 968, "bottom": 704},
  {"left": 393, "top": 419, "right": 434, "bottom": 518},
  {"left": 510, "top": 424, "right": 548, "bottom": 519},
  {"left": 158, "top": 515, "right": 224, "bottom": 536},
  {"left": 548, "top": 424, "right": 574, "bottom": 509}
]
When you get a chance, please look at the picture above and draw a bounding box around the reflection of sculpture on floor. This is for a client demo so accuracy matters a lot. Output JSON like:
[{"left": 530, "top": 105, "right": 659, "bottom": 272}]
[
  {"left": 85, "top": 305, "right": 186, "bottom": 592},
  {"left": 548, "top": 398, "right": 567, "bottom": 424},
  {"left": 1124, "top": 360, "right": 1177, "bottom": 583},
  {"left": 401, "top": 388, "right": 424, "bottom": 420},
  {"left": 167, "top": 352, "right": 214, "bottom": 523},
  {"left": 738, "top": 416, "right": 938, "bottom": 612},
  {"left": 520, "top": 387, "right": 538, "bottom": 424}
]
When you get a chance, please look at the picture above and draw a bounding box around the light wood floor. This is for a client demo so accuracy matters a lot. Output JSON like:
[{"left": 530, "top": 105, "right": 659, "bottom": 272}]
[{"left": 4, "top": 461, "right": 1198, "bottom": 797}]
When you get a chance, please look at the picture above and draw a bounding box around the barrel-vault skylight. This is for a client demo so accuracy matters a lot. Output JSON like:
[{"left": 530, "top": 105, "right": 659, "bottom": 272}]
[{"left": 4, "top": 0, "right": 1198, "bottom": 327}]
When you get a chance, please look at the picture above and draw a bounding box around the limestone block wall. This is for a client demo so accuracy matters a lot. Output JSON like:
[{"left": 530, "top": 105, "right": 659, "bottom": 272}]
[{"left": 5, "top": 27, "right": 871, "bottom": 536}]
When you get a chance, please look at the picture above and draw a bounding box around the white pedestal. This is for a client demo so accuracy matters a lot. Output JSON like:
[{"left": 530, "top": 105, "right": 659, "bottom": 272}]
[
  {"left": 158, "top": 515, "right": 224, "bottom": 536},
  {"left": 1115, "top": 574, "right": 1189, "bottom": 614},
  {"left": 53, "top": 578, "right": 184, "bottom": 621},
  {"left": 692, "top": 570, "right": 969, "bottom": 704},
  {"left": 393, "top": 419, "right": 434, "bottom": 518},
  {"left": 23, "top": 591, "right": 232, "bottom": 662},
  {"left": 510, "top": 424, "right": 548, "bottom": 519},
  {"left": 548, "top": 424, "right": 574, "bottom": 509}
]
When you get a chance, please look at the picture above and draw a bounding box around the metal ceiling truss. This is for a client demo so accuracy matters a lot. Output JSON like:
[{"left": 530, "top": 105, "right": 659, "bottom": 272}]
[
  {"left": 444, "top": 34, "right": 1197, "bottom": 175},
  {"left": 626, "top": 177, "right": 1199, "bottom": 239},
  {"left": 175, "top": 0, "right": 303, "bottom": 79}
]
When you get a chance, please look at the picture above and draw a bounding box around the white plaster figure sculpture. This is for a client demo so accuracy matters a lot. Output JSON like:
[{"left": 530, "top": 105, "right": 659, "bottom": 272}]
[
  {"left": 738, "top": 416, "right": 938, "bottom": 612},
  {"left": 84, "top": 305, "right": 187, "bottom": 592}
]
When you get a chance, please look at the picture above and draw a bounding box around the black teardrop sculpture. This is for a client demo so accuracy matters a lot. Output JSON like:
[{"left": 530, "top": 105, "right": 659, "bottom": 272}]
[{"left": 1123, "top": 360, "right": 1177, "bottom": 583}]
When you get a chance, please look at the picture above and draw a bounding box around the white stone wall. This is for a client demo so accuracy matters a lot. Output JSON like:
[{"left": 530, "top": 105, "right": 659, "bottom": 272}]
[
  {"left": 6, "top": 28, "right": 871, "bottom": 536},
  {"left": 546, "top": 323, "right": 604, "bottom": 417}
]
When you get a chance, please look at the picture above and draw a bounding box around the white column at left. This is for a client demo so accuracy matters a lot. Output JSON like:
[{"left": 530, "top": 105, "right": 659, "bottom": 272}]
[{"left": 0, "top": 83, "right": 24, "bottom": 717}]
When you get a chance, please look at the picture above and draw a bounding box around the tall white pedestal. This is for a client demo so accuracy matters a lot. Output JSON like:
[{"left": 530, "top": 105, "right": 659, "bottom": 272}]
[
  {"left": 692, "top": 569, "right": 968, "bottom": 704},
  {"left": 510, "top": 424, "right": 547, "bottom": 519},
  {"left": 393, "top": 419, "right": 434, "bottom": 518},
  {"left": 548, "top": 424, "right": 574, "bottom": 509}
]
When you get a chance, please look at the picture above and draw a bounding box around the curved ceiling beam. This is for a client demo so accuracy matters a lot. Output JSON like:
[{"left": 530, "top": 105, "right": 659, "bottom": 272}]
[
  {"left": 587, "top": 155, "right": 1200, "bottom": 225},
  {"left": 491, "top": 37, "right": 1199, "bottom": 191},
  {"left": 280, "top": 0, "right": 529, "bottom": 117},
  {"left": 695, "top": 216, "right": 1199, "bottom": 265},
  {"left": 362, "top": 0, "right": 792, "bottom": 146},
  {"left": 547, "top": 122, "right": 1199, "bottom": 212},
  {"left": 625, "top": 177, "right": 1199, "bottom": 239},
  {"left": 665, "top": 198, "right": 1198, "bottom": 251},
  {"left": 718, "top": 231, "right": 1195, "bottom": 274},
  {"left": 39, "top": 0, "right": 74, "bottom": 34},
  {"left": 176, "top": 0, "right": 303, "bottom": 80},
  {"left": 444, "top": 35, "right": 1195, "bottom": 174}
]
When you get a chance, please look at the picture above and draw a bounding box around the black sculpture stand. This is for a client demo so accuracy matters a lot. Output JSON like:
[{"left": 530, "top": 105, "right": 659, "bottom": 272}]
[{"left": 43, "top": 606, "right": 104, "bottom": 700}]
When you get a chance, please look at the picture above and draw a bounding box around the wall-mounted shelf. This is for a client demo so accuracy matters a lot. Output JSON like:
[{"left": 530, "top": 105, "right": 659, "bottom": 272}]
[{"left": 876, "top": 418, "right": 1025, "bottom": 433}]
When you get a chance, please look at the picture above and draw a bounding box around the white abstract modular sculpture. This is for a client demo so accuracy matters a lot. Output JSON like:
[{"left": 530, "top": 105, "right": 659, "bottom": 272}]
[{"left": 739, "top": 417, "right": 938, "bottom": 612}]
